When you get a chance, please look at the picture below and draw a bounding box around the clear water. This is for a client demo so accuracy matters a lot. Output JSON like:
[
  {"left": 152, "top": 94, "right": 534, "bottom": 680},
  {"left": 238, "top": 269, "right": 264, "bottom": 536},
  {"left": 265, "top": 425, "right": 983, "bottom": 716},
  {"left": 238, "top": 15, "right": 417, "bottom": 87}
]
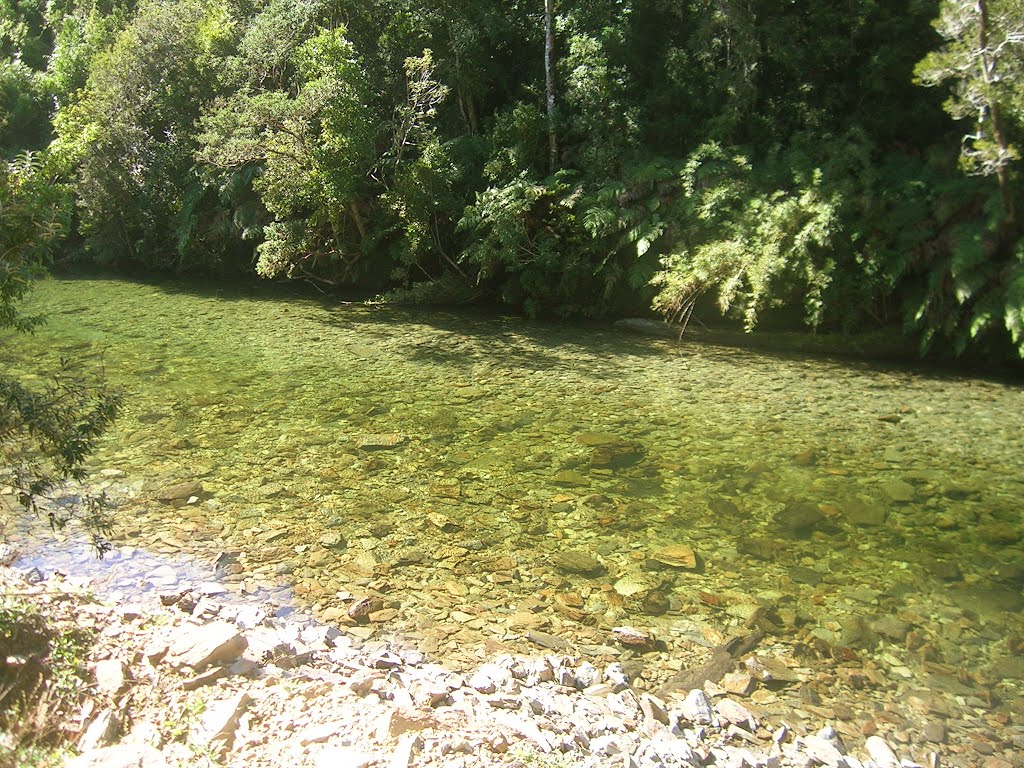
[{"left": 3, "top": 276, "right": 1024, "bottom": 738}]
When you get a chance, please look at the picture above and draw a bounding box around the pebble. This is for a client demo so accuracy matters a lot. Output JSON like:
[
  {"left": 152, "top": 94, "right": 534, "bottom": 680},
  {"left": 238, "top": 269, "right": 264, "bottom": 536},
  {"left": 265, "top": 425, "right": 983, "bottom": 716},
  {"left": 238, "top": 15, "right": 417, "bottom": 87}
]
[{"left": 923, "top": 721, "right": 946, "bottom": 743}]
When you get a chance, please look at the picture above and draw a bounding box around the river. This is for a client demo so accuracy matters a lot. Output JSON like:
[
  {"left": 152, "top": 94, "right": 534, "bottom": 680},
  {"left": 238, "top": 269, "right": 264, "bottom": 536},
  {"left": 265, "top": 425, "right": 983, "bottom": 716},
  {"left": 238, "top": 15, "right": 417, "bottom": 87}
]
[{"left": 3, "top": 275, "right": 1023, "bottom": 753}]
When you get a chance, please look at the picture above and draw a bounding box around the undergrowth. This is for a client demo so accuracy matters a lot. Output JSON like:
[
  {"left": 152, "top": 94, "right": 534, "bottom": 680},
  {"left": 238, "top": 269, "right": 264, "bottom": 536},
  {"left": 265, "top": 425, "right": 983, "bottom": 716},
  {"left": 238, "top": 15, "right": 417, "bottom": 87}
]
[{"left": 0, "top": 591, "right": 95, "bottom": 768}]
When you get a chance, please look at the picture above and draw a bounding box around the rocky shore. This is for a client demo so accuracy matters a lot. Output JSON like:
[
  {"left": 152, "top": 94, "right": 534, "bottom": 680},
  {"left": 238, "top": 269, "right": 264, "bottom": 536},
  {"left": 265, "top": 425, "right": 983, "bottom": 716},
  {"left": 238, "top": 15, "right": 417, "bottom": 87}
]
[{"left": 1, "top": 562, "right": 950, "bottom": 768}]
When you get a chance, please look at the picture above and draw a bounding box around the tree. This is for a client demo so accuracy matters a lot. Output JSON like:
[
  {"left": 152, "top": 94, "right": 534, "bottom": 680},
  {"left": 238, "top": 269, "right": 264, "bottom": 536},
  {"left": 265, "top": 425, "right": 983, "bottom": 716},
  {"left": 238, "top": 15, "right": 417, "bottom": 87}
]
[
  {"left": 51, "top": 0, "right": 229, "bottom": 268},
  {"left": 0, "top": 152, "right": 121, "bottom": 550},
  {"left": 916, "top": 0, "right": 1023, "bottom": 232}
]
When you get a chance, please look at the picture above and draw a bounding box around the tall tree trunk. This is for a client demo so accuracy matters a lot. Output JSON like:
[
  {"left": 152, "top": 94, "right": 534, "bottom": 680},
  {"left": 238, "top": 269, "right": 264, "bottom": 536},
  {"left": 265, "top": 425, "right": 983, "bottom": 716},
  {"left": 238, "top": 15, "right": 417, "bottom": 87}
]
[
  {"left": 349, "top": 201, "right": 367, "bottom": 240},
  {"left": 544, "top": 0, "right": 558, "bottom": 174},
  {"left": 976, "top": 0, "right": 1016, "bottom": 231}
]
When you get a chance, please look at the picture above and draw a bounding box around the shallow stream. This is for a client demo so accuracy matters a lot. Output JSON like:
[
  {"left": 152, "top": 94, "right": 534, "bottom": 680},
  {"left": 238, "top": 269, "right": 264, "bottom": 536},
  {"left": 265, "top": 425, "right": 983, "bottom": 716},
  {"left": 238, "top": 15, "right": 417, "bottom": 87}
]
[{"left": 3, "top": 276, "right": 1024, "bottom": 756}]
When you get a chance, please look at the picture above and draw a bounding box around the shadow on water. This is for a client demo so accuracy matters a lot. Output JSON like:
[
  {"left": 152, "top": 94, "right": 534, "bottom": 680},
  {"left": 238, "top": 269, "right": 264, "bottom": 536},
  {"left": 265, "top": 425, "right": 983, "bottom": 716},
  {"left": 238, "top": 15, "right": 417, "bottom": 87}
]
[{"left": 49, "top": 272, "right": 1024, "bottom": 386}]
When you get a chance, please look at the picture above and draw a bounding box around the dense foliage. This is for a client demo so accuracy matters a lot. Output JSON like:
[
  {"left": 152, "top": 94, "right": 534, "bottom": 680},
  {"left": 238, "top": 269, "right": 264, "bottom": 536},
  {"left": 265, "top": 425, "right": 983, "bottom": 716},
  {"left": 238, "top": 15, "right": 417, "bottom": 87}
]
[
  {"left": 1, "top": 0, "right": 1022, "bottom": 358},
  {"left": 1, "top": 151, "right": 121, "bottom": 550}
]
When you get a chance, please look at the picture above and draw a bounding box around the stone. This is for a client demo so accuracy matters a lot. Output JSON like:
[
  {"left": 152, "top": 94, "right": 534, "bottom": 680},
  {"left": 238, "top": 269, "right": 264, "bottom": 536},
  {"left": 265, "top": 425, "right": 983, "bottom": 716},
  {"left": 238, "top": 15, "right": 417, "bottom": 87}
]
[
  {"left": 612, "top": 626, "right": 655, "bottom": 647},
  {"left": 94, "top": 659, "right": 129, "bottom": 697},
  {"left": 550, "top": 550, "right": 605, "bottom": 575},
  {"left": 191, "top": 692, "right": 250, "bottom": 750},
  {"left": 842, "top": 498, "right": 887, "bottom": 527},
  {"left": 864, "top": 736, "right": 899, "bottom": 768},
  {"left": 63, "top": 745, "right": 171, "bottom": 768},
  {"left": 879, "top": 479, "right": 915, "bottom": 503},
  {"left": 715, "top": 699, "right": 756, "bottom": 730},
  {"left": 297, "top": 721, "right": 347, "bottom": 746},
  {"left": 774, "top": 502, "right": 824, "bottom": 534},
  {"left": 552, "top": 470, "right": 588, "bottom": 486},
  {"left": 870, "top": 616, "right": 910, "bottom": 642},
  {"left": 679, "top": 689, "right": 715, "bottom": 725},
  {"left": 314, "top": 747, "right": 374, "bottom": 768},
  {"left": 923, "top": 721, "right": 946, "bottom": 744},
  {"left": 78, "top": 708, "right": 121, "bottom": 752},
  {"left": 744, "top": 655, "right": 801, "bottom": 685},
  {"left": 167, "top": 621, "right": 247, "bottom": 671},
  {"left": 649, "top": 544, "right": 698, "bottom": 569},
  {"left": 154, "top": 481, "right": 203, "bottom": 502},
  {"left": 358, "top": 433, "right": 405, "bottom": 449}
]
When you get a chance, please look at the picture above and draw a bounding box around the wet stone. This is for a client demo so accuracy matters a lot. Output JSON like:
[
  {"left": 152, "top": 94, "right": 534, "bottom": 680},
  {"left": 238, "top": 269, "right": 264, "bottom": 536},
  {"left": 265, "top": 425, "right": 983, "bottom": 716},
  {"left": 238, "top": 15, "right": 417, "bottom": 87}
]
[
  {"left": 842, "top": 498, "right": 887, "bottom": 527},
  {"left": 649, "top": 544, "right": 698, "bottom": 569},
  {"left": 154, "top": 481, "right": 203, "bottom": 502},
  {"left": 870, "top": 616, "right": 910, "bottom": 642},
  {"left": 879, "top": 479, "right": 915, "bottom": 503},
  {"left": 552, "top": 470, "right": 588, "bottom": 486},
  {"left": 549, "top": 550, "right": 605, "bottom": 576},
  {"left": 773, "top": 502, "right": 824, "bottom": 534},
  {"left": 977, "top": 523, "right": 1022, "bottom": 545},
  {"left": 923, "top": 721, "right": 946, "bottom": 743}
]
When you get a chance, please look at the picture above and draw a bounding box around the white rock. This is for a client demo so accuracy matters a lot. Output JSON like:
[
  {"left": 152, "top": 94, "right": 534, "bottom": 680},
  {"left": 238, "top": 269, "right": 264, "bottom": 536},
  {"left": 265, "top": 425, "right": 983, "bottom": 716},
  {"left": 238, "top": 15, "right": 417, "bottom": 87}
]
[
  {"left": 468, "top": 663, "right": 511, "bottom": 693},
  {"left": 679, "top": 689, "right": 715, "bottom": 725},
  {"left": 604, "top": 662, "right": 629, "bottom": 691},
  {"left": 801, "top": 734, "right": 847, "bottom": 768},
  {"left": 574, "top": 661, "right": 601, "bottom": 688},
  {"left": 78, "top": 709, "right": 120, "bottom": 752},
  {"left": 864, "top": 736, "right": 900, "bottom": 768},
  {"left": 191, "top": 692, "right": 250, "bottom": 750},
  {"left": 314, "top": 747, "right": 374, "bottom": 768},
  {"left": 716, "top": 698, "right": 757, "bottom": 730},
  {"left": 63, "top": 745, "right": 171, "bottom": 768},
  {"left": 94, "top": 659, "right": 129, "bottom": 697},
  {"left": 167, "top": 621, "right": 247, "bottom": 671},
  {"left": 589, "top": 734, "right": 624, "bottom": 756},
  {"left": 387, "top": 737, "right": 419, "bottom": 768}
]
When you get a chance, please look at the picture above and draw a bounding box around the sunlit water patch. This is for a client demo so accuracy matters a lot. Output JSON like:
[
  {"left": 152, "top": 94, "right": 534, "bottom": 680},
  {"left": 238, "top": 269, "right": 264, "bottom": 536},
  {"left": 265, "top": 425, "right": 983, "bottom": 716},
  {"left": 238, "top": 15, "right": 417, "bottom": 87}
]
[{"left": 3, "top": 276, "right": 1024, "bottom": 754}]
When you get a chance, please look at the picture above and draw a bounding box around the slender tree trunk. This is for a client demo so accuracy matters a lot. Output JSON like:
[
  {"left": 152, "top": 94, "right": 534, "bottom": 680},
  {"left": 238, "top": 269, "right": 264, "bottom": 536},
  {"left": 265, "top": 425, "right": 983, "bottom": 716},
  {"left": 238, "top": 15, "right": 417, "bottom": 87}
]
[
  {"left": 976, "top": 0, "right": 1017, "bottom": 230},
  {"left": 544, "top": 0, "right": 558, "bottom": 174},
  {"left": 349, "top": 201, "right": 367, "bottom": 240}
]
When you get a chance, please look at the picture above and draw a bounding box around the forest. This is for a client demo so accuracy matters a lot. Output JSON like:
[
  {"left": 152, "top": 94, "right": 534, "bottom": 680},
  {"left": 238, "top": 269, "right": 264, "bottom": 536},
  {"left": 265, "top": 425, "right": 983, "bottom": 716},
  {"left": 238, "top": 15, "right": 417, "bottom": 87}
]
[{"left": 2, "top": 0, "right": 1023, "bottom": 360}]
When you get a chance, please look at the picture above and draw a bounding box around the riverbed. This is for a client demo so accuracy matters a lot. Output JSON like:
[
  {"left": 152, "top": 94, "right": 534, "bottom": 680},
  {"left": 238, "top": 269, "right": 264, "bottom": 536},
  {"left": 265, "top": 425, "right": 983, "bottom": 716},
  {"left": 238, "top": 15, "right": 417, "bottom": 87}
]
[{"left": 3, "top": 276, "right": 1023, "bottom": 762}]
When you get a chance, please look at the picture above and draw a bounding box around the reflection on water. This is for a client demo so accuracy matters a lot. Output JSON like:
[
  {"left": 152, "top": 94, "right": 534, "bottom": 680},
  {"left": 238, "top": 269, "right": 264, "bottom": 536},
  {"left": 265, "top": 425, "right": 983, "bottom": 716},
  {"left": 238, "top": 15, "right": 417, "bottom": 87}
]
[{"left": 3, "top": 276, "right": 1024, "bottom": 740}]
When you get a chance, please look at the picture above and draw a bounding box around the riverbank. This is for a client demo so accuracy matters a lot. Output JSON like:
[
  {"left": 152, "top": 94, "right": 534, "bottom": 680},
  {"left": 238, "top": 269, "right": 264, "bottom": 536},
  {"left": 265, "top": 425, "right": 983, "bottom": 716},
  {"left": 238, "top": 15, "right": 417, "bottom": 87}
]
[{"left": 0, "top": 557, "right": 942, "bottom": 768}]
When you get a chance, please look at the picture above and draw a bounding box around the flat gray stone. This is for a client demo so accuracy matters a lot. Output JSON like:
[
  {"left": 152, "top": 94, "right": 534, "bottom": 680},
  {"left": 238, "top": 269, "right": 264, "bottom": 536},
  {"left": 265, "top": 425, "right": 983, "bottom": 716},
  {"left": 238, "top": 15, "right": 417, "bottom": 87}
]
[
  {"left": 154, "top": 481, "right": 203, "bottom": 502},
  {"left": 168, "top": 621, "right": 247, "bottom": 672},
  {"left": 64, "top": 745, "right": 171, "bottom": 768}
]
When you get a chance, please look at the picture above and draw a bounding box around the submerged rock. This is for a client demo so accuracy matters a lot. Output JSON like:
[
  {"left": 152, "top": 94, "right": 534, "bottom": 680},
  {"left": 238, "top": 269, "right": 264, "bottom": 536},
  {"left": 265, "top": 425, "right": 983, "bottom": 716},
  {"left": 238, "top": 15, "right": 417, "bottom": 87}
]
[
  {"left": 879, "top": 479, "right": 915, "bottom": 503},
  {"left": 774, "top": 501, "right": 824, "bottom": 534},
  {"left": 357, "top": 433, "right": 405, "bottom": 449},
  {"left": 550, "top": 550, "right": 605, "bottom": 576},
  {"left": 154, "top": 481, "right": 203, "bottom": 502},
  {"left": 842, "top": 498, "right": 887, "bottom": 527},
  {"left": 649, "top": 544, "right": 698, "bottom": 570}
]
